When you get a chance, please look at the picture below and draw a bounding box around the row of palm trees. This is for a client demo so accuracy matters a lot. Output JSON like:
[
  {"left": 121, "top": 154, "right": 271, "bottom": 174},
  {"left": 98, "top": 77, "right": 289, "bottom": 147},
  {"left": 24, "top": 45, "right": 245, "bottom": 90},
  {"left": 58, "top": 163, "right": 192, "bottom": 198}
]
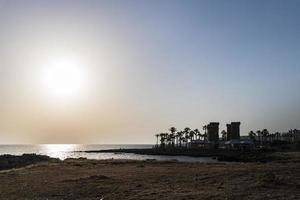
[
  {"left": 155, "top": 126, "right": 208, "bottom": 148},
  {"left": 248, "top": 129, "right": 300, "bottom": 144},
  {"left": 156, "top": 127, "right": 299, "bottom": 148}
]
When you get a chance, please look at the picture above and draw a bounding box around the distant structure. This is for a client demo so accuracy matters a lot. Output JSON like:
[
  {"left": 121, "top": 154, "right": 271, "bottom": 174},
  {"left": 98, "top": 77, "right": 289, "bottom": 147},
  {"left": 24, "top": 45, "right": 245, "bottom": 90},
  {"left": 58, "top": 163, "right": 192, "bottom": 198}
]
[
  {"left": 226, "top": 124, "right": 232, "bottom": 140},
  {"left": 225, "top": 122, "right": 254, "bottom": 149},
  {"left": 154, "top": 122, "right": 299, "bottom": 150},
  {"left": 207, "top": 122, "right": 219, "bottom": 148},
  {"left": 226, "top": 122, "right": 241, "bottom": 140}
]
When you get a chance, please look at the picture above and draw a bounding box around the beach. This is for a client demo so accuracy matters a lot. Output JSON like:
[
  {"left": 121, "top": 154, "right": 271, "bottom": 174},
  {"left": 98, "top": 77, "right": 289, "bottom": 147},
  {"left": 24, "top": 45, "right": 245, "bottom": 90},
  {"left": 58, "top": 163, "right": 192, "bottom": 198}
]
[{"left": 0, "top": 152, "right": 299, "bottom": 200}]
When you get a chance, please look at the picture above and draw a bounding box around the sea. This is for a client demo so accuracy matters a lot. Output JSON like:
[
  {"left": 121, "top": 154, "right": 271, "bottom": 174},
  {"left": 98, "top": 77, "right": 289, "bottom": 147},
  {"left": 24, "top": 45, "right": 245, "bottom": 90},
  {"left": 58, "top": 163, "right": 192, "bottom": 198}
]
[{"left": 0, "top": 144, "right": 217, "bottom": 162}]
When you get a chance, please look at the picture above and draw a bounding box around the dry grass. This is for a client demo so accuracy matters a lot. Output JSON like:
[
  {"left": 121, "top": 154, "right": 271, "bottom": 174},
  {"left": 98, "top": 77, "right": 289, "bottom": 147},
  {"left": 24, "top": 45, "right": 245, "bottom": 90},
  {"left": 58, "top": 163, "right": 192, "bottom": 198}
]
[{"left": 0, "top": 156, "right": 299, "bottom": 200}]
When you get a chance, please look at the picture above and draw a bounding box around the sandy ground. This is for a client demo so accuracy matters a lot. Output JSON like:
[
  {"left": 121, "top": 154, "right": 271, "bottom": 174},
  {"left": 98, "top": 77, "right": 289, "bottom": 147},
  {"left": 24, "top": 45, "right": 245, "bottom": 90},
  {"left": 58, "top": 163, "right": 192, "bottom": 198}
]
[{"left": 0, "top": 154, "right": 299, "bottom": 200}]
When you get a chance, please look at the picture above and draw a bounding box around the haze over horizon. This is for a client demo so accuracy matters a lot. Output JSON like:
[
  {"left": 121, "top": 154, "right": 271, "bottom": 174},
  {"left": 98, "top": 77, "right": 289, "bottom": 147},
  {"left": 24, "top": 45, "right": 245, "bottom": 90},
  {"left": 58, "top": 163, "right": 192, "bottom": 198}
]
[{"left": 0, "top": 0, "right": 299, "bottom": 144}]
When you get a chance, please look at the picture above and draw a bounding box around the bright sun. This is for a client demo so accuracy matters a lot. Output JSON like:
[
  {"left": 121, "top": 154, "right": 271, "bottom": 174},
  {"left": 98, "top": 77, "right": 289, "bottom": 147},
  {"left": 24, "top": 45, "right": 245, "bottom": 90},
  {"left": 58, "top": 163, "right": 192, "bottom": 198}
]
[{"left": 40, "top": 58, "right": 87, "bottom": 100}]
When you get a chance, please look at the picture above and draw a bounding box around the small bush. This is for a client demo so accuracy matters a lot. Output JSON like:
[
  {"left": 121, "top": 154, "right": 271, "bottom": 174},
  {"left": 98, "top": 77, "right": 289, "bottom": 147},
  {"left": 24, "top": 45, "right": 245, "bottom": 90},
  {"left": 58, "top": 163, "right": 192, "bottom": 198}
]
[
  {"left": 0, "top": 154, "right": 59, "bottom": 170},
  {"left": 136, "top": 163, "right": 145, "bottom": 168},
  {"left": 296, "top": 141, "right": 300, "bottom": 151},
  {"left": 256, "top": 171, "right": 279, "bottom": 186}
]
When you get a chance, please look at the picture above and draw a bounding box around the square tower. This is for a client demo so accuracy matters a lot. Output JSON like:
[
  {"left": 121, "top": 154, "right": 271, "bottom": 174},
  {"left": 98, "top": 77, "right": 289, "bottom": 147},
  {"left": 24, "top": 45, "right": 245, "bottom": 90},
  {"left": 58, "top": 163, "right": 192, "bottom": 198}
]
[
  {"left": 226, "top": 124, "right": 232, "bottom": 141},
  {"left": 207, "top": 122, "right": 219, "bottom": 148},
  {"left": 230, "top": 122, "right": 241, "bottom": 140}
]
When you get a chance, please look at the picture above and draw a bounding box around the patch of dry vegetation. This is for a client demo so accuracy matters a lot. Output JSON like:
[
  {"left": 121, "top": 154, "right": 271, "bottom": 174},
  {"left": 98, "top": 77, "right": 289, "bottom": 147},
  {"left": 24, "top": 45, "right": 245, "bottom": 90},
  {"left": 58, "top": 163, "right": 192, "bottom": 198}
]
[{"left": 0, "top": 154, "right": 299, "bottom": 199}]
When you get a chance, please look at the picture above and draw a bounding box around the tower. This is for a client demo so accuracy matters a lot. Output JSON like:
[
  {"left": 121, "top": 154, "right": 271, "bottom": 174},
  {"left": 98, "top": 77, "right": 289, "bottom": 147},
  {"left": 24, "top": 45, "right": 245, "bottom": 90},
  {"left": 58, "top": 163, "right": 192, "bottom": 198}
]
[
  {"left": 226, "top": 124, "right": 232, "bottom": 141},
  {"left": 230, "top": 122, "right": 241, "bottom": 140},
  {"left": 207, "top": 122, "right": 219, "bottom": 148}
]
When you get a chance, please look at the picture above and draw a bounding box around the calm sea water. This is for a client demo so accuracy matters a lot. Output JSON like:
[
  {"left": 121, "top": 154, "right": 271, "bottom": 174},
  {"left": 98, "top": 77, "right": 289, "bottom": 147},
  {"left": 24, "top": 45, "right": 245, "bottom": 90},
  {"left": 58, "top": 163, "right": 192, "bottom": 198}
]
[{"left": 0, "top": 144, "right": 217, "bottom": 162}]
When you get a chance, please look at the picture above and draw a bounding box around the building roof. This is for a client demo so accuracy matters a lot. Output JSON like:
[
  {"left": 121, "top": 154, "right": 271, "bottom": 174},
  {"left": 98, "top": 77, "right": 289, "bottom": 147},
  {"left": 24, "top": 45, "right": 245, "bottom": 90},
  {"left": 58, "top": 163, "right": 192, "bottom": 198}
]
[
  {"left": 191, "top": 140, "right": 210, "bottom": 144},
  {"left": 225, "top": 139, "right": 253, "bottom": 145},
  {"left": 225, "top": 139, "right": 240, "bottom": 145},
  {"left": 240, "top": 139, "right": 254, "bottom": 145}
]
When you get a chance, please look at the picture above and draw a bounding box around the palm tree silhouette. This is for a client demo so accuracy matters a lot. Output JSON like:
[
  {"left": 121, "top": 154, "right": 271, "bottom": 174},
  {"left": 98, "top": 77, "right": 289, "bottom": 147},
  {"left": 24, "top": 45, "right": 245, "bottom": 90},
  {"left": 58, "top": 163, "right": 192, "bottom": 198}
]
[
  {"left": 256, "top": 130, "right": 262, "bottom": 145},
  {"left": 166, "top": 134, "right": 172, "bottom": 147},
  {"left": 184, "top": 127, "right": 191, "bottom": 148},
  {"left": 274, "top": 132, "right": 280, "bottom": 141},
  {"left": 169, "top": 127, "right": 177, "bottom": 134},
  {"left": 194, "top": 129, "right": 200, "bottom": 140},
  {"left": 248, "top": 131, "right": 256, "bottom": 143},
  {"left": 189, "top": 130, "right": 195, "bottom": 146},
  {"left": 262, "top": 129, "right": 269, "bottom": 144},
  {"left": 202, "top": 125, "right": 207, "bottom": 142},
  {"left": 175, "top": 132, "right": 179, "bottom": 147},
  {"left": 159, "top": 133, "right": 167, "bottom": 148},
  {"left": 172, "top": 134, "right": 176, "bottom": 147},
  {"left": 176, "top": 131, "right": 184, "bottom": 148},
  {"left": 221, "top": 130, "right": 227, "bottom": 141},
  {"left": 169, "top": 127, "right": 177, "bottom": 147},
  {"left": 184, "top": 127, "right": 191, "bottom": 134},
  {"left": 155, "top": 134, "right": 159, "bottom": 147}
]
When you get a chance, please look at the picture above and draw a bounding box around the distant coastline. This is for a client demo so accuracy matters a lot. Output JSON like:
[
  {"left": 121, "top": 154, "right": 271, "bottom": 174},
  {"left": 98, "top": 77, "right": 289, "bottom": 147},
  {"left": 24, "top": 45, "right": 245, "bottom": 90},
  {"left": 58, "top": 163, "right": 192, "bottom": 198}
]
[{"left": 79, "top": 148, "right": 286, "bottom": 162}]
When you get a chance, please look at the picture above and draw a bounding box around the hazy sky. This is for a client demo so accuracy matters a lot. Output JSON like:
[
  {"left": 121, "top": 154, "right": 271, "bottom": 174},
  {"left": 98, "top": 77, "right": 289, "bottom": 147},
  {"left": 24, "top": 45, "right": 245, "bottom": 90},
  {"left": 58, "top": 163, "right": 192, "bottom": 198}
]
[{"left": 0, "top": 0, "right": 299, "bottom": 144}]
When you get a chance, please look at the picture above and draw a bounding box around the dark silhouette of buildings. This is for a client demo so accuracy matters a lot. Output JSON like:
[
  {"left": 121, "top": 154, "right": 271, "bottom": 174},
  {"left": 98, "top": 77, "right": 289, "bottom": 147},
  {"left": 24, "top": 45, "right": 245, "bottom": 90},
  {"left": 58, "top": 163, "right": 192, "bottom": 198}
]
[
  {"left": 154, "top": 122, "right": 299, "bottom": 150},
  {"left": 226, "top": 124, "right": 231, "bottom": 140},
  {"left": 207, "top": 122, "right": 219, "bottom": 148},
  {"left": 226, "top": 122, "right": 241, "bottom": 141}
]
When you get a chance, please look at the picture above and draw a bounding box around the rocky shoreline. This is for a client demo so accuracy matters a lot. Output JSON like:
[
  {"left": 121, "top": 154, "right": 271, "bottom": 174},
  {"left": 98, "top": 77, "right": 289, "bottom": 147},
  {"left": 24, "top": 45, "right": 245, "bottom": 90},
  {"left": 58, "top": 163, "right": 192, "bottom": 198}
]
[{"left": 80, "top": 148, "right": 280, "bottom": 162}]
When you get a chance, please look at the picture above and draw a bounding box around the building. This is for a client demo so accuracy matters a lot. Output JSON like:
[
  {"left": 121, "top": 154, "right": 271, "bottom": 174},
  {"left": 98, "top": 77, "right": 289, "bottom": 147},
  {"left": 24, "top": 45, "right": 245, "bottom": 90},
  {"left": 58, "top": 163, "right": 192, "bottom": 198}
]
[
  {"left": 224, "top": 122, "right": 252, "bottom": 150},
  {"left": 207, "top": 122, "right": 219, "bottom": 148},
  {"left": 225, "top": 139, "right": 254, "bottom": 150},
  {"left": 226, "top": 124, "right": 232, "bottom": 140},
  {"left": 226, "top": 122, "right": 241, "bottom": 140}
]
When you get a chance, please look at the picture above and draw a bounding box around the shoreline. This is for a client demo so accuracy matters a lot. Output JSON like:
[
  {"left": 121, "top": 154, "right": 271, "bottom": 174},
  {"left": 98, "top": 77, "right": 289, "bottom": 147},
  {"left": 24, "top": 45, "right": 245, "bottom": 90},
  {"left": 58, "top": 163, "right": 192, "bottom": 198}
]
[{"left": 78, "top": 148, "right": 281, "bottom": 162}]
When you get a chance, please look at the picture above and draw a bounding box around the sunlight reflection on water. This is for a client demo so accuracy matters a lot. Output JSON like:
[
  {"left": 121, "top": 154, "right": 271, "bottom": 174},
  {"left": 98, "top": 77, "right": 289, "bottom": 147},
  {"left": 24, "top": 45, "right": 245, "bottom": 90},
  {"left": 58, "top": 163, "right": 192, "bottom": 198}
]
[{"left": 42, "top": 144, "right": 77, "bottom": 158}]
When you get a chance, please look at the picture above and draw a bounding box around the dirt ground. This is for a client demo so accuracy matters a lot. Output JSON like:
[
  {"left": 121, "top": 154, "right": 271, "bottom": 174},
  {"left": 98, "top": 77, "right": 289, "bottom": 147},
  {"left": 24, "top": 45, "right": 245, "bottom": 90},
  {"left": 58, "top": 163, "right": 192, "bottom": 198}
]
[{"left": 0, "top": 154, "right": 299, "bottom": 200}]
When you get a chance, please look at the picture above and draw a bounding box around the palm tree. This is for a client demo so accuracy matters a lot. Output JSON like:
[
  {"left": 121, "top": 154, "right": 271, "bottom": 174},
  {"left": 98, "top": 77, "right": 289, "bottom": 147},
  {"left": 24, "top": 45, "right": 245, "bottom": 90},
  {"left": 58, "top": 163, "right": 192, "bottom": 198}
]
[
  {"left": 168, "top": 133, "right": 175, "bottom": 147},
  {"left": 288, "top": 129, "right": 294, "bottom": 143},
  {"left": 274, "top": 132, "right": 280, "bottom": 141},
  {"left": 171, "top": 133, "right": 176, "bottom": 147},
  {"left": 194, "top": 129, "right": 200, "bottom": 140},
  {"left": 155, "top": 134, "right": 159, "bottom": 147},
  {"left": 203, "top": 125, "right": 207, "bottom": 142},
  {"left": 248, "top": 131, "right": 256, "bottom": 142},
  {"left": 184, "top": 127, "right": 191, "bottom": 148},
  {"left": 175, "top": 132, "right": 180, "bottom": 147},
  {"left": 180, "top": 136, "right": 185, "bottom": 147},
  {"left": 184, "top": 127, "right": 191, "bottom": 136},
  {"left": 262, "top": 129, "right": 269, "bottom": 144},
  {"left": 159, "top": 133, "right": 167, "bottom": 148},
  {"left": 166, "top": 133, "right": 172, "bottom": 147},
  {"left": 169, "top": 127, "right": 177, "bottom": 147},
  {"left": 221, "top": 130, "right": 227, "bottom": 141},
  {"left": 291, "top": 129, "right": 299, "bottom": 142},
  {"left": 256, "top": 130, "right": 262, "bottom": 145},
  {"left": 189, "top": 130, "right": 196, "bottom": 147},
  {"left": 182, "top": 137, "right": 188, "bottom": 148},
  {"left": 169, "top": 127, "right": 177, "bottom": 134},
  {"left": 176, "top": 131, "right": 184, "bottom": 148}
]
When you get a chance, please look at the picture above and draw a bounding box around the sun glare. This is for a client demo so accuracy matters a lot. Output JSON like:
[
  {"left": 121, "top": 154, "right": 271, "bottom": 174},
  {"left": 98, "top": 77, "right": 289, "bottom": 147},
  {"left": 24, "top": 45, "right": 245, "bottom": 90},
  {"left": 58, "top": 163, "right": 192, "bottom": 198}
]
[
  {"left": 42, "top": 144, "right": 77, "bottom": 159},
  {"left": 40, "top": 58, "right": 87, "bottom": 101}
]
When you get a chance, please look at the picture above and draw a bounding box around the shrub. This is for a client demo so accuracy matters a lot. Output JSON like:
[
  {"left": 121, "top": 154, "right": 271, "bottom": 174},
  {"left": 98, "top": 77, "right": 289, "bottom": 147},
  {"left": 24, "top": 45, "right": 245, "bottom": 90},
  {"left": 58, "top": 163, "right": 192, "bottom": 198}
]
[
  {"left": 256, "top": 171, "right": 279, "bottom": 186},
  {"left": 0, "top": 154, "right": 59, "bottom": 170},
  {"left": 296, "top": 141, "right": 300, "bottom": 151},
  {"left": 136, "top": 163, "right": 145, "bottom": 168}
]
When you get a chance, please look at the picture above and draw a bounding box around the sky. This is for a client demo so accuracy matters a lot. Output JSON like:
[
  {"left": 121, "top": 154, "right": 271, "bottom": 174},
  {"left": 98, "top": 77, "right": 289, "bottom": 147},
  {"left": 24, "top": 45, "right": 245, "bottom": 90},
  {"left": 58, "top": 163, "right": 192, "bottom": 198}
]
[{"left": 0, "top": 0, "right": 299, "bottom": 144}]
